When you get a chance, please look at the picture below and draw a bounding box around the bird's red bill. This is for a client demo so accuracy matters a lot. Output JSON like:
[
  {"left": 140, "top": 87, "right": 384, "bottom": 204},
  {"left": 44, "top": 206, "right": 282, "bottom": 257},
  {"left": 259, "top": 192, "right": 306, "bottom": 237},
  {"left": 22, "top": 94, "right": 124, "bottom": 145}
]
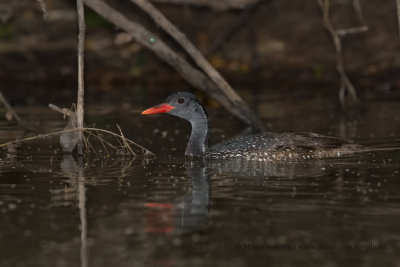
[{"left": 141, "top": 104, "right": 175, "bottom": 115}]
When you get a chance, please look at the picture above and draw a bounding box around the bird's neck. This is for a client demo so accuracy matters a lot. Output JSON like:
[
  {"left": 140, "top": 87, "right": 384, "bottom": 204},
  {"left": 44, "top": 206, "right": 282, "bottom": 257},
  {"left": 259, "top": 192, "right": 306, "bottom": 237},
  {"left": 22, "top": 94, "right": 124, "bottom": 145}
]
[{"left": 185, "top": 109, "right": 209, "bottom": 157}]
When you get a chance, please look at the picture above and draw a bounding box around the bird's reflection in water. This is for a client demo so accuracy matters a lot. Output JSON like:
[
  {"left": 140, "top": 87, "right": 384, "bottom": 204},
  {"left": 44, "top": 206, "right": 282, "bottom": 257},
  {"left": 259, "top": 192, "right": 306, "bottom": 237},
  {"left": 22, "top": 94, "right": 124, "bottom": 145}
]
[
  {"left": 51, "top": 154, "right": 365, "bottom": 266},
  {"left": 55, "top": 156, "right": 212, "bottom": 263},
  {"left": 143, "top": 157, "right": 337, "bottom": 234},
  {"left": 206, "top": 157, "right": 332, "bottom": 178},
  {"left": 144, "top": 159, "right": 210, "bottom": 233},
  {"left": 58, "top": 156, "right": 343, "bottom": 236}
]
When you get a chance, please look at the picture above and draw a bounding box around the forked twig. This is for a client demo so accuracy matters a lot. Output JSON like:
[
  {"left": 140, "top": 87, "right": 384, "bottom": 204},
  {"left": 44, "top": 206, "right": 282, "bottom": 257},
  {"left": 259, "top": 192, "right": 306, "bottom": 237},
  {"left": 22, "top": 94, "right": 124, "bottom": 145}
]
[{"left": 317, "top": 0, "right": 366, "bottom": 108}]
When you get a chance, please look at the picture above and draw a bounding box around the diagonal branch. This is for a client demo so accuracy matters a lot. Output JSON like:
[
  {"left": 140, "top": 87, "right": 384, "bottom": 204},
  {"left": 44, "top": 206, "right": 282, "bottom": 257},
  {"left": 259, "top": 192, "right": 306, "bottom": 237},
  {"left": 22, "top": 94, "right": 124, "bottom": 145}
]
[
  {"left": 83, "top": 0, "right": 263, "bottom": 130},
  {"left": 130, "top": 0, "right": 246, "bottom": 106}
]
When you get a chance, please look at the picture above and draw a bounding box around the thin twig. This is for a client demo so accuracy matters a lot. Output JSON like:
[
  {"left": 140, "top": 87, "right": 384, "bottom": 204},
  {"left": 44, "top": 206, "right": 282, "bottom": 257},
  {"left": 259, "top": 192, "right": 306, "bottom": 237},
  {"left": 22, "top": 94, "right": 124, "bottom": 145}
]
[
  {"left": 85, "top": 128, "right": 154, "bottom": 154},
  {"left": 76, "top": 0, "right": 86, "bottom": 155},
  {"left": 49, "top": 103, "right": 74, "bottom": 118},
  {"left": 82, "top": 132, "right": 100, "bottom": 157},
  {"left": 86, "top": 129, "right": 112, "bottom": 154},
  {"left": 112, "top": 128, "right": 125, "bottom": 149},
  {"left": 116, "top": 124, "right": 136, "bottom": 156},
  {"left": 80, "top": 125, "right": 102, "bottom": 156}
]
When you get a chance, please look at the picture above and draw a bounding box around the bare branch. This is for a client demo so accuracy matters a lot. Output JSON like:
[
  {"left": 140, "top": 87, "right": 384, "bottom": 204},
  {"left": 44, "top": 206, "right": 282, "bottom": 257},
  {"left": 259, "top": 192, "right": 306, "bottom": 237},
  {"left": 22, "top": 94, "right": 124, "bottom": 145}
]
[
  {"left": 76, "top": 0, "right": 86, "bottom": 155},
  {"left": 130, "top": 0, "right": 246, "bottom": 110},
  {"left": 83, "top": 0, "right": 263, "bottom": 130},
  {"left": 49, "top": 103, "right": 74, "bottom": 118}
]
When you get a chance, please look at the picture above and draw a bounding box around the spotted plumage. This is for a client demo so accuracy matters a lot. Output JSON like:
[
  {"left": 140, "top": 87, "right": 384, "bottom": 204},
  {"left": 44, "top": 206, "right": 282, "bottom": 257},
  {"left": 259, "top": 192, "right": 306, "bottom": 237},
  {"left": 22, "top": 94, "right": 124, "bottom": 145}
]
[
  {"left": 142, "top": 92, "right": 362, "bottom": 161},
  {"left": 207, "top": 132, "right": 361, "bottom": 161}
]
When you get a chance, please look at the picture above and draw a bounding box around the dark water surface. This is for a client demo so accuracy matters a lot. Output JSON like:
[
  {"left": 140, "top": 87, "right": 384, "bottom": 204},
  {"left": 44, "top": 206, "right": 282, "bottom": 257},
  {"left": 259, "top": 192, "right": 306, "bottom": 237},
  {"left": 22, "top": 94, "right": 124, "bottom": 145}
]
[{"left": 1, "top": 97, "right": 400, "bottom": 266}]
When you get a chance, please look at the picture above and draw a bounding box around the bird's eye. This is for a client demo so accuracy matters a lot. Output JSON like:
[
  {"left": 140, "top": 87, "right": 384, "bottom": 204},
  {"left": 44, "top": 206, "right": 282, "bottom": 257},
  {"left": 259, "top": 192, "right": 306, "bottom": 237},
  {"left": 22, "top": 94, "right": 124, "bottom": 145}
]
[{"left": 177, "top": 97, "right": 184, "bottom": 104}]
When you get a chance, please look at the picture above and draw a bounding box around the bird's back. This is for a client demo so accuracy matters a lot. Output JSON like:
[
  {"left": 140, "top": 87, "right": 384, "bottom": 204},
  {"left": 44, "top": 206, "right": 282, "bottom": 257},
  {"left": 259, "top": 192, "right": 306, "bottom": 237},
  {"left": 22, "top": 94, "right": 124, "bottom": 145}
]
[{"left": 207, "top": 132, "right": 362, "bottom": 161}]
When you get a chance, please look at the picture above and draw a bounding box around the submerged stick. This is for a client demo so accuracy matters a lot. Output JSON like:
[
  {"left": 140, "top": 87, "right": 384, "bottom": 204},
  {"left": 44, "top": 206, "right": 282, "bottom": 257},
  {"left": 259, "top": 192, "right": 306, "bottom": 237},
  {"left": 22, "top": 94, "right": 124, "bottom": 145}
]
[{"left": 76, "top": 0, "right": 86, "bottom": 155}]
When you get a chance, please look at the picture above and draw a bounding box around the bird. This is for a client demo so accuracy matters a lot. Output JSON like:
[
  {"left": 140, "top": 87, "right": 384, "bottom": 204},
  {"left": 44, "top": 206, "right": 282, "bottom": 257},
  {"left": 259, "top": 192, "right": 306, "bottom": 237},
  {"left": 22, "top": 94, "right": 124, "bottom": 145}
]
[{"left": 141, "top": 92, "right": 363, "bottom": 161}]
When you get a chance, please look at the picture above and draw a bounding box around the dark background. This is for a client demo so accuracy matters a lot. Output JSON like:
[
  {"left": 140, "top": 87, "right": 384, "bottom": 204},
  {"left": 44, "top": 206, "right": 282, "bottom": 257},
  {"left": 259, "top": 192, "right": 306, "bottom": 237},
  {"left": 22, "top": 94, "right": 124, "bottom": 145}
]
[{"left": 0, "top": 0, "right": 399, "bottom": 107}]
